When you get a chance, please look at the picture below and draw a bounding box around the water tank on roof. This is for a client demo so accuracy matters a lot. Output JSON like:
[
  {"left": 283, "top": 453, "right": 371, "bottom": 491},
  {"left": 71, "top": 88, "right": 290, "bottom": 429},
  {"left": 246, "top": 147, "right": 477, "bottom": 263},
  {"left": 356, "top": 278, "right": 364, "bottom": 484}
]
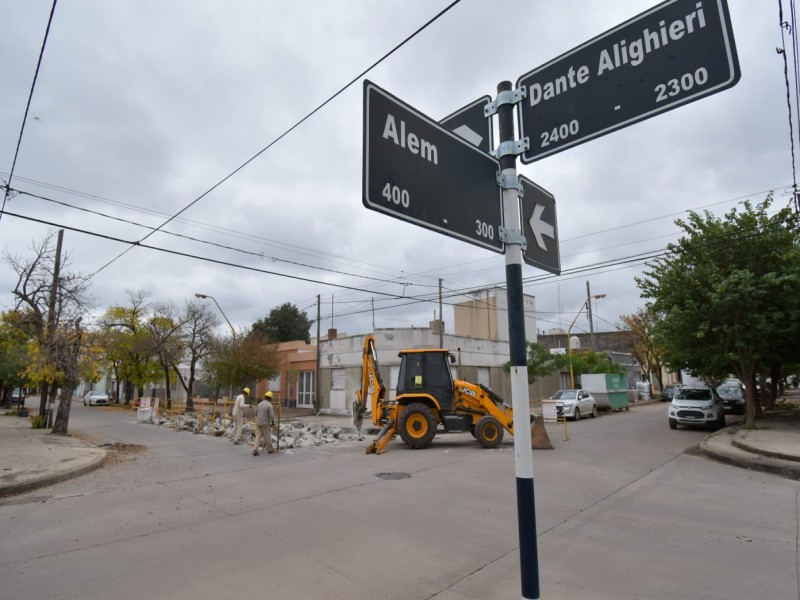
[{"left": 570, "top": 335, "right": 580, "bottom": 349}]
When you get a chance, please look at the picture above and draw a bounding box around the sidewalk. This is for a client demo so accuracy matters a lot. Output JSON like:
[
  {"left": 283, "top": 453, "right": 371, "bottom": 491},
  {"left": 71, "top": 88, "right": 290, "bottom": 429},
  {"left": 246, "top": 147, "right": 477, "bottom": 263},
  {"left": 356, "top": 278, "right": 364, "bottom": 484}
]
[
  {"left": 0, "top": 416, "right": 106, "bottom": 497},
  {"left": 2, "top": 402, "right": 799, "bottom": 497},
  {"left": 699, "top": 409, "right": 800, "bottom": 479}
]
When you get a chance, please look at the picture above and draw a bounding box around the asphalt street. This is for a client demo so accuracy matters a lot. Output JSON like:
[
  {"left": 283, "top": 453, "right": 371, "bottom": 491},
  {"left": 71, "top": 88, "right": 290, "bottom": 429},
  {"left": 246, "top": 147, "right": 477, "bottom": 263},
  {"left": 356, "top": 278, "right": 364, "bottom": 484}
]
[{"left": 0, "top": 402, "right": 797, "bottom": 600}]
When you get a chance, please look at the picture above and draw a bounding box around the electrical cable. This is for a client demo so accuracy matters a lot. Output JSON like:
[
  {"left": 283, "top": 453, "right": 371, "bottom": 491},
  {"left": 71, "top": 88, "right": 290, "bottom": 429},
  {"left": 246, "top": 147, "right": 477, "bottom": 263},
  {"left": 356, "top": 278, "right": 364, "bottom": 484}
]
[
  {"left": 12, "top": 187, "right": 437, "bottom": 289},
  {"left": 0, "top": 210, "right": 432, "bottom": 301},
  {"left": 779, "top": 0, "right": 799, "bottom": 212},
  {"left": 1, "top": 0, "right": 58, "bottom": 222},
  {"left": 5, "top": 200, "right": 795, "bottom": 331},
  {"left": 90, "top": 0, "right": 463, "bottom": 277}
]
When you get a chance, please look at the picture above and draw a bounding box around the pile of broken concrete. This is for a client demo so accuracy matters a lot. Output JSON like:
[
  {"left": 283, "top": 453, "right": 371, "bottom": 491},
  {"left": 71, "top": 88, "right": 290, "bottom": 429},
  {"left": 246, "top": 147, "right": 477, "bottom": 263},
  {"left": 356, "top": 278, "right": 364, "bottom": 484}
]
[{"left": 147, "top": 414, "right": 360, "bottom": 449}]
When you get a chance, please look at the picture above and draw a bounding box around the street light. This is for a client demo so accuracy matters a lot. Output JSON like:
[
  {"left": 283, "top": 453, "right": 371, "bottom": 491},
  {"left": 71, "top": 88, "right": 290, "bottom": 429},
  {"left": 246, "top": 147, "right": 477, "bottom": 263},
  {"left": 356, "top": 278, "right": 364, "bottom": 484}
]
[
  {"left": 567, "top": 294, "right": 606, "bottom": 389},
  {"left": 194, "top": 293, "right": 236, "bottom": 340}
]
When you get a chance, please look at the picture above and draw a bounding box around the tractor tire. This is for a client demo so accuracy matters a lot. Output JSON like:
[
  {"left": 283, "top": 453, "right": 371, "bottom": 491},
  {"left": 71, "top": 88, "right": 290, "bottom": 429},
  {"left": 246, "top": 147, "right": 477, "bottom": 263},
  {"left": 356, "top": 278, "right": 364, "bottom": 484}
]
[
  {"left": 475, "top": 415, "right": 504, "bottom": 449},
  {"left": 398, "top": 403, "right": 437, "bottom": 449}
]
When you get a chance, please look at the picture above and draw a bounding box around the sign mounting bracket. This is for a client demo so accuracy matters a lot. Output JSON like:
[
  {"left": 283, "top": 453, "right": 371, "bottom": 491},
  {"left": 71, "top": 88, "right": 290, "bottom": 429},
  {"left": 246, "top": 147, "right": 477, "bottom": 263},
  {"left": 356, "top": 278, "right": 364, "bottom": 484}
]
[
  {"left": 492, "top": 138, "right": 530, "bottom": 160},
  {"left": 496, "top": 172, "right": 524, "bottom": 195},
  {"left": 484, "top": 86, "right": 527, "bottom": 117}
]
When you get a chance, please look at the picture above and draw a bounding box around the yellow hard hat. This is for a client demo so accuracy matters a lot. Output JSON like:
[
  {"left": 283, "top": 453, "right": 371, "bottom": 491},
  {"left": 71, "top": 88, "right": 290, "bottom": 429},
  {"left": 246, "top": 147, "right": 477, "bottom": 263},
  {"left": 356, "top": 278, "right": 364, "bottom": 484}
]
[
  {"left": 243, "top": 387, "right": 250, "bottom": 394},
  {"left": 265, "top": 391, "right": 273, "bottom": 399}
]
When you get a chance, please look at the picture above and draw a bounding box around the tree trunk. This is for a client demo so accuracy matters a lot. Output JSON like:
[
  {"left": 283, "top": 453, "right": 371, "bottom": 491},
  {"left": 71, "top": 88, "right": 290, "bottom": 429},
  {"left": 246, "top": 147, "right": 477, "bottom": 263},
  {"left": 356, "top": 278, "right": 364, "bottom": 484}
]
[
  {"left": 52, "top": 384, "right": 75, "bottom": 435},
  {"left": 38, "top": 382, "right": 49, "bottom": 416},
  {"left": 748, "top": 373, "right": 763, "bottom": 420},
  {"left": 767, "top": 364, "right": 781, "bottom": 411}
]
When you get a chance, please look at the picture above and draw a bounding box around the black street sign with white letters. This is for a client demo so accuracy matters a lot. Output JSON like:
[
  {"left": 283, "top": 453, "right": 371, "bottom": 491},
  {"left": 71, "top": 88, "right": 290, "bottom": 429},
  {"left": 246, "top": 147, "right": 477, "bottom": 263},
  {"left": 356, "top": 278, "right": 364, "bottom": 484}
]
[
  {"left": 520, "top": 176, "right": 560, "bottom": 274},
  {"left": 363, "top": 81, "right": 503, "bottom": 252},
  {"left": 440, "top": 96, "right": 494, "bottom": 155},
  {"left": 516, "top": 0, "right": 740, "bottom": 163}
]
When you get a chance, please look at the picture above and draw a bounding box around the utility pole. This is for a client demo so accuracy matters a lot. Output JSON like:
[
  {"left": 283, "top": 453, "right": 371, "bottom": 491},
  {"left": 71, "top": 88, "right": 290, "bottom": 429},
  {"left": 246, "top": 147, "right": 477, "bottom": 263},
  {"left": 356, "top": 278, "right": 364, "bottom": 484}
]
[
  {"left": 438, "top": 278, "right": 443, "bottom": 348},
  {"left": 587, "top": 281, "right": 595, "bottom": 351},
  {"left": 315, "top": 294, "right": 321, "bottom": 414},
  {"left": 42, "top": 229, "right": 64, "bottom": 419}
]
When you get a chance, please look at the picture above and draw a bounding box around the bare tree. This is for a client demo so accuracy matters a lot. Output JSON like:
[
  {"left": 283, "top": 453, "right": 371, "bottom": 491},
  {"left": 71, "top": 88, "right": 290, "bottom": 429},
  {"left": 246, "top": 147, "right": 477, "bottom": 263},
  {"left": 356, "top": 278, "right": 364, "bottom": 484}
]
[
  {"left": 146, "top": 301, "right": 186, "bottom": 409},
  {"left": 4, "top": 230, "right": 93, "bottom": 420},
  {"left": 170, "top": 300, "right": 219, "bottom": 412}
]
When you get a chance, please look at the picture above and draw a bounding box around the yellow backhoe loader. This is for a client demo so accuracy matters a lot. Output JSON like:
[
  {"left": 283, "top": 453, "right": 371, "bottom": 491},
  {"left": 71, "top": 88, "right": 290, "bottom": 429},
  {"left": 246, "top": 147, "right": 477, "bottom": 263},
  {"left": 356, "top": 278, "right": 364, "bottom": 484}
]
[{"left": 352, "top": 335, "right": 538, "bottom": 454}]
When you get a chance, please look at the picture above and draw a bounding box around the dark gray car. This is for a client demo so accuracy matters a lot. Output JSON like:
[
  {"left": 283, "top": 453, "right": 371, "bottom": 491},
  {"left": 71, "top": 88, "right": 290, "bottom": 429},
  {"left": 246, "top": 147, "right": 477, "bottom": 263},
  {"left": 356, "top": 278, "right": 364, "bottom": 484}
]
[
  {"left": 661, "top": 383, "right": 681, "bottom": 402},
  {"left": 717, "top": 381, "right": 745, "bottom": 415}
]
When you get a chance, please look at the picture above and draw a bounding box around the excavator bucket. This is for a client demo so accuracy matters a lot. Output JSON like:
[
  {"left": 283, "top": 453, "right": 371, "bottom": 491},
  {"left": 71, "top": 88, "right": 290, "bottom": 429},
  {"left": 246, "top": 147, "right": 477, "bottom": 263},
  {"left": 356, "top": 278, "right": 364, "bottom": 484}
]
[{"left": 531, "top": 414, "right": 553, "bottom": 449}]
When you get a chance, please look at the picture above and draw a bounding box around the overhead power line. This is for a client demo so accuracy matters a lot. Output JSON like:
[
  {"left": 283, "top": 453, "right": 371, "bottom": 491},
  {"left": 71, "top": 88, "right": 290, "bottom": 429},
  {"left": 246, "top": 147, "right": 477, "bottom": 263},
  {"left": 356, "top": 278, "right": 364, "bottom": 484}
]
[
  {"left": 11, "top": 187, "right": 438, "bottom": 290},
  {"left": 90, "top": 0, "right": 464, "bottom": 277},
  {"left": 1, "top": 210, "right": 437, "bottom": 301},
  {"left": 1, "top": 0, "right": 59, "bottom": 222}
]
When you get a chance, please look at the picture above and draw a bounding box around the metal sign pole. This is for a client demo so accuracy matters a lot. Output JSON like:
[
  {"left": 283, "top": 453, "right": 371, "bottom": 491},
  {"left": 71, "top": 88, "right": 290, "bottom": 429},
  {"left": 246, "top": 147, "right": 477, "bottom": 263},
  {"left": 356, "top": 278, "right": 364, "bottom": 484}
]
[{"left": 494, "top": 80, "right": 540, "bottom": 599}]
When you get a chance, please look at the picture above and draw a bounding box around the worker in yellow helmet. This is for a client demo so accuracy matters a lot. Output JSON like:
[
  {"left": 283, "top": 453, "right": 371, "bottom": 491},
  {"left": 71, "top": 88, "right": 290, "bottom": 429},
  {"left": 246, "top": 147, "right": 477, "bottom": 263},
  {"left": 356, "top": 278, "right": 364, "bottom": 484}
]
[
  {"left": 253, "top": 391, "right": 276, "bottom": 456},
  {"left": 232, "top": 386, "right": 250, "bottom": 444}
]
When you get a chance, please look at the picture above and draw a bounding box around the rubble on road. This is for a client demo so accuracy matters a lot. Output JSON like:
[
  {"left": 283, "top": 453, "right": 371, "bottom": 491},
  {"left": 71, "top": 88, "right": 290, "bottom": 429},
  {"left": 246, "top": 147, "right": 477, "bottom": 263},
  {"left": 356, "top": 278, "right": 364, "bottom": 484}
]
[{"left": 145, "top": 414, "right": 360, "bottom": 448}]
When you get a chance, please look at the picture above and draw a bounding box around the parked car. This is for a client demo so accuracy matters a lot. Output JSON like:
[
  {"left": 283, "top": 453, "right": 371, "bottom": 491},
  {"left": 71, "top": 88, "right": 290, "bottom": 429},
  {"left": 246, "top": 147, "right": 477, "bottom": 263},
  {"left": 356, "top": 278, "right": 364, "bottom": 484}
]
[
  {"left": 551, "top": 389, "right": 597, "bottom": 421},
  {"left": 84, "top": 391, "right": 109, "bottom": 406},
  {"left": 10, "top": 388, "right": 26, "bottom": 404},
  {"left": 668, "top": 385, "right": 725, "bottom": 431},
  {"left": 716, "top": 380, "right": 745, "bottom": 415},
  {"left": 660, "top": 384, "right": 682, "bottom": 402}
]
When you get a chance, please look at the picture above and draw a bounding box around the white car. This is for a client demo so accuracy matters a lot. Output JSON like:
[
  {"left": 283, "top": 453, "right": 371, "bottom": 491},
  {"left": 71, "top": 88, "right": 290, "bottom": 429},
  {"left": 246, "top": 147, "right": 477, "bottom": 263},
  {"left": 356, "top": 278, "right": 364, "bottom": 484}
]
[
  {"left": 668, "top": 385, "right": 725, "bottom": 431},
  {"left": 551, "top": 389, "right": 597, "bottom": 420},
  {"left": 84, "top": 391, "right": 109, "bottom": 406}
]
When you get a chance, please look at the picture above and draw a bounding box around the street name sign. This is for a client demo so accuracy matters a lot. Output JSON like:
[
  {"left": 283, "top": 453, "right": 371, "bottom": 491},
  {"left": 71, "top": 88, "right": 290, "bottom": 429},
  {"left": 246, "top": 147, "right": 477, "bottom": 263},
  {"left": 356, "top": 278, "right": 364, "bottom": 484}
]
[
  {"left": 516, "top": 0, "right": 740, "bottom": 163},
  {"left": 363, "top": 80, "right": 504, "bottom": 252},
  {"left": 519, "top": 176, "right": 560, "bottom": 274},
  {"left": 440, "top": 96, "right": 494, "bottom": 155}
]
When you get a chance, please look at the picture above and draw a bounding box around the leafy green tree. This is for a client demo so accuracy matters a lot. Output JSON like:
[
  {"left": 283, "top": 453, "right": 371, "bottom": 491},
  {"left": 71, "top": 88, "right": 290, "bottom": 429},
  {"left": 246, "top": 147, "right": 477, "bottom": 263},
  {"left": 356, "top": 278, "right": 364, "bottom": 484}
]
[
  {"left": 505, "top": 342, "right": 560, "bottom": 383},
  {"left": 0, "top": 310, "right": 31, "bottom": 407},
  {"left": 565, "top": 350, "right": 623, "bottom": 380},
  {"left": 637, "top": 195, "right": 800, "bottom": 428},
  {"left": 508, "top": 343, "right": 621, "bottom": 388},
  {"left": 251, "top": 302, "right": 311, "bottom": 343},
  {"left": 202, "top": 332, "right": 279, "bottom": 397},
  {"left": 100, "top": 290, "right": 161, "bottom": 404}
]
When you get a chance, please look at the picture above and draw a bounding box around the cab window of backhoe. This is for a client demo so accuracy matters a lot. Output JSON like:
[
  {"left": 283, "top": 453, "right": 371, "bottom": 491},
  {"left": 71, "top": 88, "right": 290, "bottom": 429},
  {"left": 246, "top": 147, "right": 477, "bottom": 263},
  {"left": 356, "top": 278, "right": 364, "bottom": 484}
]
[
  {"left": 426, "top": 352, "right": 453, "bottom": 388},
  {"left": 397, "top": 354, "right": 425, "bottom": 394}
]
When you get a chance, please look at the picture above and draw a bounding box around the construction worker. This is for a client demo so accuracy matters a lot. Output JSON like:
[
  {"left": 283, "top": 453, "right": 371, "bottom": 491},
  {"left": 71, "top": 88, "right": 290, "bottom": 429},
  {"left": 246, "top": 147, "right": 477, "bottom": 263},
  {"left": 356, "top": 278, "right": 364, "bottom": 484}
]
[
  {"left": 232, "top": 387, "right": 250, "bottom": 444},
  {"left": 253, "top": 391, "right": 276, "bottom": 456}
]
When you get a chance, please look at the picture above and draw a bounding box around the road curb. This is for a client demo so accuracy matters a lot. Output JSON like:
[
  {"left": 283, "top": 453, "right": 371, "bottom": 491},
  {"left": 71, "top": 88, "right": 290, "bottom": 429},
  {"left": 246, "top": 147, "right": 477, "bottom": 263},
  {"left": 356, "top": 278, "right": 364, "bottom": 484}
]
[
  {"left": 700, "top": 431, "right": 800, "bottom": 480},
  {"left": 0, "top": 446, "right": 107, "bottom": 498}
]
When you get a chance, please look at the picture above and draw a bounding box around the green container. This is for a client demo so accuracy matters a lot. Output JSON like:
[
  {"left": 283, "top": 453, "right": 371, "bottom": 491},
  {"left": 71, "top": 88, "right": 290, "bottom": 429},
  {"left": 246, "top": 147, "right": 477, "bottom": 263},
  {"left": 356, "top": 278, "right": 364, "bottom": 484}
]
[{"left": 581, "top": 373, "right": 629, "bottom": 411}]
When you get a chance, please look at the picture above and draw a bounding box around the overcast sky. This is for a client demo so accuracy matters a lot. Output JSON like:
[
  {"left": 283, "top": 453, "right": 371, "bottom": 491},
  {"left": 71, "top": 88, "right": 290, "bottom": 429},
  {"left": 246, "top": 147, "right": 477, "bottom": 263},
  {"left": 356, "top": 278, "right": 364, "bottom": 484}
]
[{"left": 0, "top": 1, "right": 793, "bottom": 343}]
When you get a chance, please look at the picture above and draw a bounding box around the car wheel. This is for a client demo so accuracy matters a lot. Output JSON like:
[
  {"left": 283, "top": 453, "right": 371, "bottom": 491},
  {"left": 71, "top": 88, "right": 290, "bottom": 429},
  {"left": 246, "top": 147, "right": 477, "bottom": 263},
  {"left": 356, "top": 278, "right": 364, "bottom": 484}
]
[
  {"left": 669, "top": 419, "right": 677, "bottom": 430},
  {"left": 591, "top": 404, "right": 598, "bottom": 418},
  {"left": 573, "top": 407, "right": 580, "bottom": 421}
]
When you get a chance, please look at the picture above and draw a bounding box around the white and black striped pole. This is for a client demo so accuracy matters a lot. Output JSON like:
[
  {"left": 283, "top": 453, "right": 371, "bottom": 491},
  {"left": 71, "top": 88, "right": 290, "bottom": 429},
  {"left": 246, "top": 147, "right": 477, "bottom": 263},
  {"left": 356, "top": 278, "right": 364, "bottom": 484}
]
[{"left": 492, "top": 79, "right": 540, "bottom": 599}]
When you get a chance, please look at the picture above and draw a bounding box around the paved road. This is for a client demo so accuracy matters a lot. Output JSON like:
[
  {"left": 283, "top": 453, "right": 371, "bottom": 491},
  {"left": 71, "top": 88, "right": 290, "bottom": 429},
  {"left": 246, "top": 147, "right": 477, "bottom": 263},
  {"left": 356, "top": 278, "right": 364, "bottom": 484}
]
[{"left": 0, "top": 402, "right": 797, "bottom": 599}]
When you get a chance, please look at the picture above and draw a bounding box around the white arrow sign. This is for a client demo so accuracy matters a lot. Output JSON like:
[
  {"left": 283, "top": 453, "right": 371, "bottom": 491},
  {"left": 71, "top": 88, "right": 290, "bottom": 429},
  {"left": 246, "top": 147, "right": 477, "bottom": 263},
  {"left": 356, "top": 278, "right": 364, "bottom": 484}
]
[
  {"left": 520, "top": 176, "right": 560, "bottom": 275},
  {"left": 529, "top": 203, "right": 555, "bottom": 250},
  {"left": 451, "top": 124, "right": 483, "bottom": 148}
]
